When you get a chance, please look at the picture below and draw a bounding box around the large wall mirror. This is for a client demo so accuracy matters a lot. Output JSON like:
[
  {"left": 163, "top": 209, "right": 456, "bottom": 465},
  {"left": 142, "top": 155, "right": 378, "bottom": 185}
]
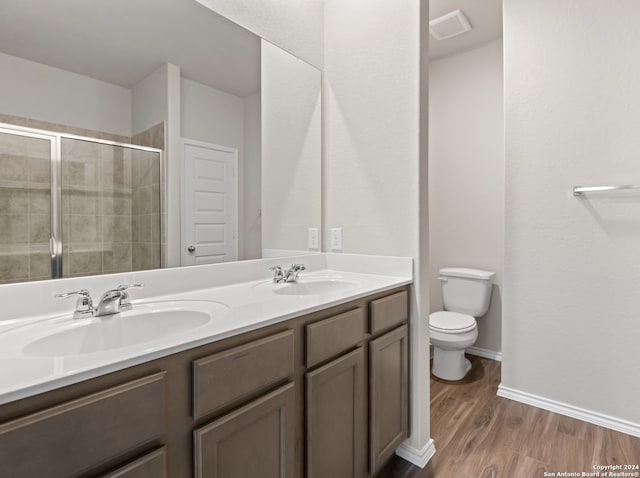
[{"left": 0, "top": 0, "right": 321, "bottom": 284}]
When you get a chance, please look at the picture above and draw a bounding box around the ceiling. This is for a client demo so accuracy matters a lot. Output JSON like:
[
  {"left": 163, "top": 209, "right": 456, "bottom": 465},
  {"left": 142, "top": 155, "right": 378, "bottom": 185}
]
[
  {"left": 0, "top": 0, "right": 261, "bottom": 97},
  {"left": 0, "top": 0, "right": 502, "bottom": 91},
  {"left": 429, "top": 0, "right": 503, "bottom": 59}
]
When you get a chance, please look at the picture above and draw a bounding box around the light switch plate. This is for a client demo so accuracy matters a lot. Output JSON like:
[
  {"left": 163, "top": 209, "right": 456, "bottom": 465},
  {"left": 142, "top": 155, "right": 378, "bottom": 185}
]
[
  {"left": 308, "top": 228, "right": 319, "bottom": 249},
  {"left": 330, "top": 228, "right": 342, "bottom": 251}
]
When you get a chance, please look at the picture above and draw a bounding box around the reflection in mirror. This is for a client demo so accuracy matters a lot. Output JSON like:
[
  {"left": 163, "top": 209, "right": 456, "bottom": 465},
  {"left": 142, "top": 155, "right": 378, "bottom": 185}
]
[{"left": 0, "top": 0, "right": 321, "bottom": 284}]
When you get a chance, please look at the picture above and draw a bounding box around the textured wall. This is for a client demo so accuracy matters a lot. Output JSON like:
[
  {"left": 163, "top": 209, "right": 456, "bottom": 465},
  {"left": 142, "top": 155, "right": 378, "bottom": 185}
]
[
  {"left": 503, "top": 0, "right": 640, "bottom": 425},
  {"left": 324, "top": 0, "right": 431, "bottom": 460},
  {"left": 194, "top": 0, "right": 323, "bottom": 69},
  {"left": 261, "top": 40, "right": 321, "bottom": 254}
]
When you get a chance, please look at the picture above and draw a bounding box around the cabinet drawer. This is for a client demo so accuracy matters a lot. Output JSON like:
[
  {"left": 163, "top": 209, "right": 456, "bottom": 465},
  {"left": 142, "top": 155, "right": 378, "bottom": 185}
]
[
  {"left": 369, "top": 290, "right": 408, "bottom": 334},
  {"left": 0, "top": 372, "right": 166, "bottom": 478},
  {"left": 193, "top": 330, "right": 294, "bottom": 420},
  {"left": 101, "top": 447, "right": 166, "bottom": 478},
  {"left": 306, "top": 308, "right": 364, "bottom": 368}
]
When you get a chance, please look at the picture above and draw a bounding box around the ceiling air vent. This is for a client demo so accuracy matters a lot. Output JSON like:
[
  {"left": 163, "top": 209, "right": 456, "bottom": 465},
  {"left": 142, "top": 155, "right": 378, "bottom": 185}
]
[{"left": 429, "top": 9, "right": 472, "bottom": 41}]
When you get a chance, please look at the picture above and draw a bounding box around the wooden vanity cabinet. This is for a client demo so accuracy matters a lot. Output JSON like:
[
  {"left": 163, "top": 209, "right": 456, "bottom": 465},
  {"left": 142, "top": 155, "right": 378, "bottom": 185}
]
[
  {"left": 368, "top": 291, "right": 410, "bottom": 474},
  {"left": 100, "top": 447, "right": 167, "bottom": 478},
  {"left": 0, "top": 372, "right": 167, "bottom": 478},
  {"left": 304, "top": 288, "right": 410, "bottom": 478},
  {"left": 191, "top": 330, "right": 296, "bottom": 478},
  {"left": 305, "top": 308, "right": 366, "bottom": 478},
  {"left": 369, "top": 324, "right": 409, "bottom": 473},
  {"left": 306, "top": 347, "right": 366, "bottom": 478},
  {"left": 0, "top": 286, "right": 409, "bottom": 478},
  {"left": 194, "top": 383, "right": 295, "bottom": 478}
]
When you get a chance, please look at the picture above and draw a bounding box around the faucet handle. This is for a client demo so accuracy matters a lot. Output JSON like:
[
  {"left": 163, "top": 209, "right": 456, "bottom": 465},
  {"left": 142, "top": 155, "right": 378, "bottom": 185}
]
[
  {"left": 268, "top": 265, "right": 285, "bottom": 283},
  {"left": 116, "top": 283, "right": 144, "bottom": 292},
  {"left": 290, "top": 263, "right": 306, "bottom": 272},
  {"left": 116, "top": 284, "right": 144, "bottom": 310},
  {"left": 55, "top": 289, "right": 94, "bottom": 318}
]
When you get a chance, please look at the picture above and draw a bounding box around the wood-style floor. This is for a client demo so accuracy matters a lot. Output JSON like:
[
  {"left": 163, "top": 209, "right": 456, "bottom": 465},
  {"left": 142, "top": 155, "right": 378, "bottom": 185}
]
[{"left": 378, "top": 355, "right": 640, "bottom": 478}]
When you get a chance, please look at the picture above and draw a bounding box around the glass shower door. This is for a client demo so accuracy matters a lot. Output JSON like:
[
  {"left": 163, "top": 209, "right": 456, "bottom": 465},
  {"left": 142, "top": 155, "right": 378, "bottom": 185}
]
[
  {"left": 60, "top": 138, "right": 162, "bottom": 278},
  {"left": 0, "top": 128, "right": 56, "bottom": 283},
  {"left": 0, "top": 125, "right": 162, "bottom": 284}
]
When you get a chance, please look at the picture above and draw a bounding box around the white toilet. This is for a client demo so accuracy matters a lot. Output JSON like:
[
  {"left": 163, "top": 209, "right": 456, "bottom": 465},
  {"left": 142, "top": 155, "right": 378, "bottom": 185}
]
[{"left": 429, "top": 267, "right": 494, "bottom": 381}]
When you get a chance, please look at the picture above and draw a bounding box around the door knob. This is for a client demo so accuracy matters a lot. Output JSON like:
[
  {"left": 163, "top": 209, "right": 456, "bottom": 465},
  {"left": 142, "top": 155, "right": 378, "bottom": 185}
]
[{"left": 188, "top": 245, "right": 196, "bottom": 253}]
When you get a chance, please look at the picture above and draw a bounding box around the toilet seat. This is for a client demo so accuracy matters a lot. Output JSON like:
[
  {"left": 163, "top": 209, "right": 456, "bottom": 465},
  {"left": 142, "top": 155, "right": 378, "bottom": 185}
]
[{"left": 429, "top": 311, "right": 476, "bottom": 333}]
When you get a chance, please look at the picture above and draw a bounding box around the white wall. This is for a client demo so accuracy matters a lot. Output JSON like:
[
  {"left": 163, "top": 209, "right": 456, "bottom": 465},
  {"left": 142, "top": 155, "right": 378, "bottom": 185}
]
[
  {"left": 243, "top": 91, "right": 262, "bottom": 260},
  {"left": 132, "top": 65, "right": 169, "bottom": 136},
  {"left": 181, "top": 78, "right": 262, "bottom": 261},
  {"left": 429, "top": 39, "right": 504, "bottom": 355},
  {"left": 0, "top": 52, "right": 131, "bottom": 137},
  {"left": 194, "top": 0, "right": 323, "bottom": 69},
  {"left": 503, "top": 0, "right": 640, "bottom": 430},
  {"left": 324, "top": 0, "right": 432, "bottom": 463},
  {"left": 181, "top": 79, "right": 245, "bottom": 147},
  {"left": 261, "top": 40, "right": 322, "bottom": 255}
]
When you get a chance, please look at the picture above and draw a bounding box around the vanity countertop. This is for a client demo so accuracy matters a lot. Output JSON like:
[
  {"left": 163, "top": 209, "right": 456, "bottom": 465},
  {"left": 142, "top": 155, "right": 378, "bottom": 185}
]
[{"left": 0, "top": 254, "right": 412, "bottom": 405}]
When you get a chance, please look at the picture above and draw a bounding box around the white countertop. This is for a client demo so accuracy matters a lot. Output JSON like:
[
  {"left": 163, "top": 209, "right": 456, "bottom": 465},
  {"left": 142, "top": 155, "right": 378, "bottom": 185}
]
[{"left": 0, "top": 254, "right": 412, "bottom": 405}]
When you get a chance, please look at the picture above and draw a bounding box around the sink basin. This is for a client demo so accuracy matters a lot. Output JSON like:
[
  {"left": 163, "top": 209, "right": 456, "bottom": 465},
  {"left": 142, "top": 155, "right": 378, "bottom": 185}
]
[
  {"left": 22, "top": 300, "right": 228, "bottom": 357},
  {"left": 256, "top": 277, "right": 361, "bottom": 296}
]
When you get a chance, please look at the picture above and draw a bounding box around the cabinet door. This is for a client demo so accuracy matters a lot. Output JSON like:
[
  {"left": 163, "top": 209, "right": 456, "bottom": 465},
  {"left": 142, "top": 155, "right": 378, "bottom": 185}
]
[
  {"left": 194, "top": 383, "right": 295, "bottom": 478},
  {"left": 369, "top": 325, "right": 409, "bottom": 473},
  {"left": 306, "top": 347, "right": 365, "bottom": 478}
]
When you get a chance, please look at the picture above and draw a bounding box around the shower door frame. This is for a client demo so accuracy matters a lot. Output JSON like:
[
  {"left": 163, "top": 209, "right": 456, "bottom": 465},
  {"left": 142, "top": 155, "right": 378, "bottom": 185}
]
[{"left": 0, "top": 122, "right": 164, "bottom": 280}]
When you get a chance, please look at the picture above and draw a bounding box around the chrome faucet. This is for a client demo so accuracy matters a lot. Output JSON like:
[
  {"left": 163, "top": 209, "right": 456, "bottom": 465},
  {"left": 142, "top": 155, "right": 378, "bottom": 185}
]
[
  {"left": 55, "top": 289, "right": 94, "bottom": 319},
  {"left": 95, "top": 284, "right": 144, "bottom": 316},
  {"left": 269, "top": 264, "right": 306, "bottom": 283},
  {"left": 268, "top": 265, "right": 285, "bottom": 283},
  {"left": 56, "top": 284, "right": 144, "bottom": 319},
  {"left": 284, "top": 264, "right": 306, "bottom": 282}
]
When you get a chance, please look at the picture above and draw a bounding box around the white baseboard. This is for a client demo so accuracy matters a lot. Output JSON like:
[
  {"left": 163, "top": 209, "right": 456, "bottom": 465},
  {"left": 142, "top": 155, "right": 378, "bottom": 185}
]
[
  {"left": 466, "top": 346, "right": 502, "bottom": 362},
  {"left": 395, "top": 438, "right": 436, "bottom": 468},
  {"left": 497, "top": 385, "right": 640, "bottom": 438}
]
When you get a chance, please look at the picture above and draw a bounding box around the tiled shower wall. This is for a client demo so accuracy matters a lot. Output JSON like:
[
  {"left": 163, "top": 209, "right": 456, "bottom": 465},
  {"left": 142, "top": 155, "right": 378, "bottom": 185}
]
[
  {"left": 131, "top": 149, "right": 161, "bottom": 271},
  {"left": 0, "top": 120, "right": 164, "bottom": 283},
  {"left": 132, "top": 122, "right": 166, "bottom": 267},
  {"left": 0, "top": 132, "right": 52, "bottom": 284}
]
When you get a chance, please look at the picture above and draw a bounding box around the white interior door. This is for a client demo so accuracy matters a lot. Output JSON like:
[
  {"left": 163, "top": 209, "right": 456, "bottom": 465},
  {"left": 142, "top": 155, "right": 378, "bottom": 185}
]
[{"left": 182, "top": 140, "right": 238, "bottom": 266}]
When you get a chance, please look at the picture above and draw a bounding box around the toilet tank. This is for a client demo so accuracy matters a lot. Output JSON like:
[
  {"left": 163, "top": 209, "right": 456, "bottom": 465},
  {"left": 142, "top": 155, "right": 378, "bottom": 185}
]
[{"left": 440, "top": 268, "right": 495, "bottom": 317}]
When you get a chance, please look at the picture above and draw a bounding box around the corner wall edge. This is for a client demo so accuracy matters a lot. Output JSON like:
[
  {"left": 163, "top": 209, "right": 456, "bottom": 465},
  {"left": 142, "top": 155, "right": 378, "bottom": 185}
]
[{"left": 395, "top": 438, "right": 436, "bottom": 468}]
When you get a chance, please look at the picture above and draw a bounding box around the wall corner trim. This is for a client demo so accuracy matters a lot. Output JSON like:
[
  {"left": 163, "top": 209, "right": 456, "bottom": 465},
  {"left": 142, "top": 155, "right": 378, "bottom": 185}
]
[
  {"left": 497, "top": 385, "right": 640, "bottom": 438},
  {"left": 395, "top": 438, "right": 436, "bottom": 468},
  {"left": 466, "top": 346, "right": 503, "bottom": 362}
]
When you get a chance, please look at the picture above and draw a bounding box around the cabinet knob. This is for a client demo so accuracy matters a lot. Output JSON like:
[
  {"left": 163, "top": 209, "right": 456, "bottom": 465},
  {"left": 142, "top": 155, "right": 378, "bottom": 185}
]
[{"left": 188, "top": 245, "right": 196, "bottom": 253}]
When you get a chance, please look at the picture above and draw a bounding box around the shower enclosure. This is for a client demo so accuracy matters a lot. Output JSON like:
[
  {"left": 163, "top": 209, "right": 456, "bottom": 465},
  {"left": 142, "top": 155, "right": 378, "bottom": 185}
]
[{"left": 0, "top": 123, "right": 162, "bottom": 284}]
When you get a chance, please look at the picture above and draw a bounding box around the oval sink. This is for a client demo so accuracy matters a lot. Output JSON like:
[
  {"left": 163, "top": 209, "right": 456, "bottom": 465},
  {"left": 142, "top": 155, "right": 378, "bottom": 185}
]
[
  {"left": 256, "top": 278, "right": 361, "bottom": 296},
  {"left": 22, "top": 300, "right": 228, "bottom": 357}
]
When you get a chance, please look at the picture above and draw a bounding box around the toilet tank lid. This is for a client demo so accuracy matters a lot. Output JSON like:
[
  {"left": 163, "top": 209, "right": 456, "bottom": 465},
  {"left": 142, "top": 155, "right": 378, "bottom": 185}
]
[{"left": 440, "top": 267, "right": 495, "bottom": 280}]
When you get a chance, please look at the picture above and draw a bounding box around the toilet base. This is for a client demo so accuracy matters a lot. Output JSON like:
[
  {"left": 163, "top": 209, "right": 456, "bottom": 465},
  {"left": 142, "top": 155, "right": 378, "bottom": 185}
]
[{"left": 432, "top": 347, "right": 472, "bottom": 381}]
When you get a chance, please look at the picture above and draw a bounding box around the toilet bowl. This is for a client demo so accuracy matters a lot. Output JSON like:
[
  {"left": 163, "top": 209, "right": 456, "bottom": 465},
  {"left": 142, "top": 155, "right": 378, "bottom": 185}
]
[
  {"left": 429, "top": 311, "right": 477, "bottom": 380},
  {"left": 429, "top": 267, "right": 494, "bottom": 381}
]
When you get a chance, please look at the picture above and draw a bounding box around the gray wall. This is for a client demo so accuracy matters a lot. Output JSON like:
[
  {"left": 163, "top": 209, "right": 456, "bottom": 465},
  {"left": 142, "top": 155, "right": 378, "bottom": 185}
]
[{"left": 429, "top": 39, "right": 504, "bottom": 355}]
